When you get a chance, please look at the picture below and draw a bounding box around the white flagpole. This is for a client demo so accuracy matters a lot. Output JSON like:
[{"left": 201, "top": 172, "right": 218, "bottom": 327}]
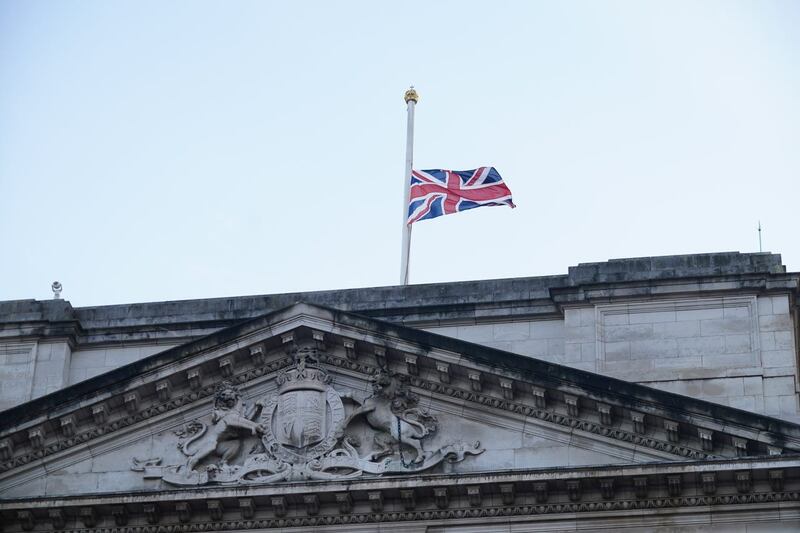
[{"left": 400, "top": 86, "right": 418, "bottom": 285}]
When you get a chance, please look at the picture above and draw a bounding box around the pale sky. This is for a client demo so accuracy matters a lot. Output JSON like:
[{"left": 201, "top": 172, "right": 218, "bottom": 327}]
[{"left": 1, "top": 1, "right": 798, "bottom": 307}]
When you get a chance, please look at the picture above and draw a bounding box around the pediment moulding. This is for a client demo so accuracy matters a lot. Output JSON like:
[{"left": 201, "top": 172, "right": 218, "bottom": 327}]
[
  {"left": 1, "top": 309, "right": 798, "bottom": 477},
  {"left": 1, "top": 457, "right": 798, "bottom": 531}
]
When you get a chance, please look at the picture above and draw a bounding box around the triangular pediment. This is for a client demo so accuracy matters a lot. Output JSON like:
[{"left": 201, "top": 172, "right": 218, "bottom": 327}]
[{"left": 2, "top": 303, "right": 800, "bottom": 502}]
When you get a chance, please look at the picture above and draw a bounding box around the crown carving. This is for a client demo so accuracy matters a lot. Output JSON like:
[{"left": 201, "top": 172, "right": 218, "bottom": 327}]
[{"left": 276, "top": 365, "right": 331, "bottom": 394}]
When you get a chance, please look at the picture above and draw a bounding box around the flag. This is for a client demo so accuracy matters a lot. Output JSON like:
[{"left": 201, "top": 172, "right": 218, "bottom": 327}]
[{"left": 407, "top": 167, "right": 515, "bottom": 224}]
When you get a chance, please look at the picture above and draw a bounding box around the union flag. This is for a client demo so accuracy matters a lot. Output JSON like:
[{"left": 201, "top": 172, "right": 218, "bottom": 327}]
[{"left": 407, "top": 167, "right": 515, "bottom": 224}]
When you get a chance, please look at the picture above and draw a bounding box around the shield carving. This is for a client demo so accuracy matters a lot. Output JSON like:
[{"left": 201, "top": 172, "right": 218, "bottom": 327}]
[
  {"left": 275, "top": 388, "right": 327, "bottom": 448},
  {"left": 262, "top": 357, "right": 345, "bottom": 462}
]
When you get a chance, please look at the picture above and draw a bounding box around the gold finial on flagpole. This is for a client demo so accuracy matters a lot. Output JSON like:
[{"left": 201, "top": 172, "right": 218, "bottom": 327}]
[
  {"left": 400, "top": 85, "right": 418, "bottom": 285},
  {"left": 404, "top": 86, "right": 419, "bottom": 103}
]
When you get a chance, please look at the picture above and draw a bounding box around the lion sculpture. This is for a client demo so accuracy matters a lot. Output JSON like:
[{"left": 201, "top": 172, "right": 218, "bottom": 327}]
[
  {"left": 177, "top": 381, "right": 265, "bottom": 472},
  {"left": 341, "top": 370, "right": 436, "bottom": 464}
]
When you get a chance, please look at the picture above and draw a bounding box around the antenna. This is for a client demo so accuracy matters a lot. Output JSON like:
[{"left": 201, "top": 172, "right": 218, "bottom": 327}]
[{"left": 758, "top": 221, "right": 762, "bottom": 253}]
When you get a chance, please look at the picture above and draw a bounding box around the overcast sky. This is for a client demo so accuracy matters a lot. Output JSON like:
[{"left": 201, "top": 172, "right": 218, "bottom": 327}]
[{"left": 1, "top": 1, "right": 798, "bottom": 307}]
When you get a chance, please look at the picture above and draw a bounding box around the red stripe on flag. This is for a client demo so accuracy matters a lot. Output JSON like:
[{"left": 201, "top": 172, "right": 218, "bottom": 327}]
[
  {"left": 464, "top": 167, "right": 486, "bottom": 187},
  {"left": 410, "top": 183, "right": 512, "bottom": 204}
]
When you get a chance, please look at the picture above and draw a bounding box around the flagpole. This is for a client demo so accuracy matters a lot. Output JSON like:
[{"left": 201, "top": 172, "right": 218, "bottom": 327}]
[{"left": 400, "top": 86, "right": 418, "bottom": 285}]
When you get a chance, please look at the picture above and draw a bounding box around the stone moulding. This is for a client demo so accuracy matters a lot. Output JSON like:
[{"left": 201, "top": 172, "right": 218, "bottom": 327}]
[
  {"left": 0, "top": 253, "right": 789, "bottom": 350},
  {"left": 0, "top": 349, "right": 781, "bottom": 477},
  {"left": 321, "top": 351, "right": 721, "bottom": 461},
  {"left": 0, "top": 356, "right": 294, "bottom": 475},
  {"left": 0, "top": 315, "right": 796, "bottom": 477},
  {"left": 6, "top": 495, "right": 800, "bottom": 533},
  {"left": 1, "top": 458, "right": 799, "bottom": 531}
]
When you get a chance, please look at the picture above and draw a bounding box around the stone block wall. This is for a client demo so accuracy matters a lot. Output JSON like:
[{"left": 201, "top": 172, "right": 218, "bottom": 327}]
[
  {"left": 426, "top": 320, "right": 566, "bottom": 363},
  {"left": 0, "top": 340, "right": 183, "bottom": 411},
  {"left": 0, "top": 342, "right": 36, "bottom": 411},
  {"left": 593, "top": 296, "right": 762, "bottom": 378},
  {"left": 427, "top": 294, "right": 799, "bottom": 422},
  {"left": 0, "top": 341, "right": 71, "bottom": 412},
  {"left": 68, "top": 343, "right": 183, "bottom": 385},
  {"left": 30, "top": 342, "right": 71, "bottom": 399}
]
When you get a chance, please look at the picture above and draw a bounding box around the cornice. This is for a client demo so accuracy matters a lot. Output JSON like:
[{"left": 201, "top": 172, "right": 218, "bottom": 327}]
[
  {"left": 1, "top": 319, "right": 796, "bottom": 484},
  {"left": 2, "top": 456, "right": 799, "bottom": 531},
  {"left": 2, "top": 252, "right": 795, "bottom": 346}
]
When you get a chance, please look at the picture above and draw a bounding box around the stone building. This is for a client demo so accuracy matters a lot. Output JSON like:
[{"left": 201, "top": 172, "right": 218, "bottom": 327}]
[{"left": 0, "top": 251, "right": 798, "bottom": 531}]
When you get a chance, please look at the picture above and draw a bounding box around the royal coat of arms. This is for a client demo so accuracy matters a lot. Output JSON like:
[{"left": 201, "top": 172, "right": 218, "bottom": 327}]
[
  {"left": 261, "top": 350, "right": 345, "bottom": 464},
  {"left": 134, "top": 345, "right": 483, "bottom": 485}
]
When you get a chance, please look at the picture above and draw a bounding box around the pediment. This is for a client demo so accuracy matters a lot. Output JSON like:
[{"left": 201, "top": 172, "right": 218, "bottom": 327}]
[{"left": 2, "top": 303, "right": 800, "bottom": 501}]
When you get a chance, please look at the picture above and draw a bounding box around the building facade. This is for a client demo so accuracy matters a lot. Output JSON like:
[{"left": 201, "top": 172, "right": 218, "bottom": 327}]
[{"left": 0, "top": 251, "right": 798, "bottom": 531}]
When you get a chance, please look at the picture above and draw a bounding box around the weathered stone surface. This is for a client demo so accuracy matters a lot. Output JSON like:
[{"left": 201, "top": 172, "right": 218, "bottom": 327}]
[
  {"left": 0, "top": 286, "right": 799, "bottom": 532},
  {"left": 2, "top": 252, "right": 798, "bottom": 421}
]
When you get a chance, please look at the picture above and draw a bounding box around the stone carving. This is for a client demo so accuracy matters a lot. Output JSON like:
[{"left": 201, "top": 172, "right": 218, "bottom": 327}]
[
  {"left": 260, "top": 347, "right": 345, "bottom": 465},
  {"left": 340, "top": 369, "right": 437, "bottom": 464},
  {"left": 135, "top": 347, "right": 482, "bottom": 485},
  {"left": 129, "top": 457, "right": 161, "bottom": 471},
  {"left": 4, "top": 350, "right": 726, "bottom": 477},
  {"left": 176, "top": 381, "right": 265, "bottom": 472}
]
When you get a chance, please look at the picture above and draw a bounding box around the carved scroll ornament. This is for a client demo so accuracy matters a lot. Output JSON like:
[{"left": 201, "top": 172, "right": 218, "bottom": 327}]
[{"left": 134, "top": 348, "right": 482, "bottom": 485}]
